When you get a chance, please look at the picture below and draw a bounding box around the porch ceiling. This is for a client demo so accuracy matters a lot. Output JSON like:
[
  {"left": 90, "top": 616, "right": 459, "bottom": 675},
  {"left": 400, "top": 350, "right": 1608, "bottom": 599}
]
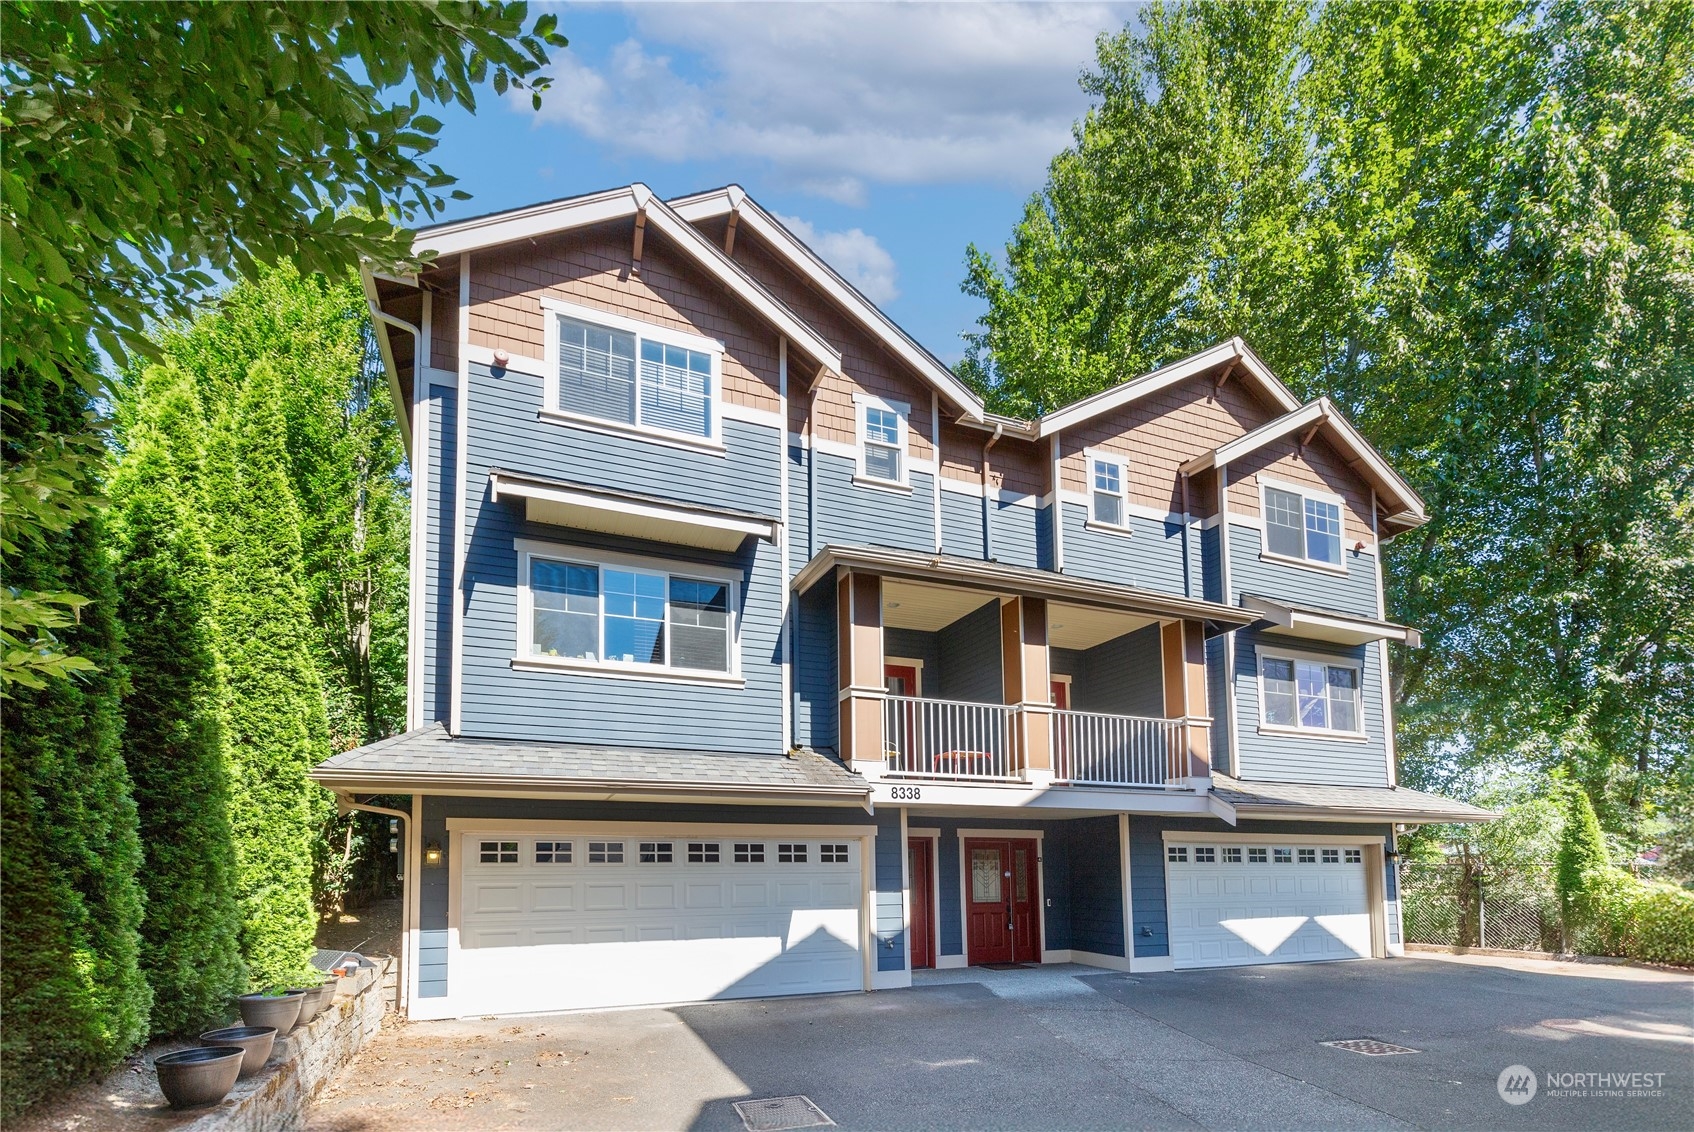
[
  {"left": 882, "top": 579, "right": 998, "bottom": 632},
  {"left": 1048, "top": 603, "right": 1158, "bottom": 651}
]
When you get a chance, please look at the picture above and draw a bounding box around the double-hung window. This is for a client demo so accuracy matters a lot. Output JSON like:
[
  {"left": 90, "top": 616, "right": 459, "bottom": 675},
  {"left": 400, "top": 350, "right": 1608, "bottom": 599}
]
[
  {"left": 1089, "top": 454, "right": 1129, "bottom": 528},
  {"left": 1263, "top": 482, "right": 1344, "bottom": 566},
  {"left": 544, "top": 299, "right": 720, "bottom": 443},
  {"left": 854, "top": 394, "right": 909, "bottom": 487},
  {"left": 1260, "top": 653, "right": 1362, "bottom": 734},
  {"left": 523, "top": 545, "right": 736, "bottom": 677}
]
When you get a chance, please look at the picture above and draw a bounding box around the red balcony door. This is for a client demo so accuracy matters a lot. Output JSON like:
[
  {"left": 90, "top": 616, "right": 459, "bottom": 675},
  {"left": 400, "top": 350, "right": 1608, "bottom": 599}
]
[
  {"left": 908, "top": 839, "right": 935, "bottom": 969},
  {"left": 964, "top": 838, "right": 1041, "bottom": 965}
]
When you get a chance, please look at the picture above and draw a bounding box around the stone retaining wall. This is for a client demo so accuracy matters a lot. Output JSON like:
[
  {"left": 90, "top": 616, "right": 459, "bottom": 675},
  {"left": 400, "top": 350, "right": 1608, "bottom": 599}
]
[{"left": 181, "top": 959, "right": 391, "bottom": 1132}]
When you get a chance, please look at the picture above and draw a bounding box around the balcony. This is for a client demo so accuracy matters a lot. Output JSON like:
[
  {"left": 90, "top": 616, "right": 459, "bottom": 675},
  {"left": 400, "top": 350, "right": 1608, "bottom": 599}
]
[{"left": 883, "top": 695, "right": 1196, "bottom": 789}]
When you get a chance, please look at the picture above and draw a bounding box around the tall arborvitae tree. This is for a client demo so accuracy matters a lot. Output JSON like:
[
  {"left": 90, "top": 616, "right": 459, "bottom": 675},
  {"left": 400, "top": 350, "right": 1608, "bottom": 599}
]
[
  {"left": 109, "top": 364, "right": 247, "bottom": 1033},
  {"left": 203, "top": 360, "right": 332, "bottom": 986},
  {"left": 1, "top": 367, "right": 150, "bottom": 1116}
]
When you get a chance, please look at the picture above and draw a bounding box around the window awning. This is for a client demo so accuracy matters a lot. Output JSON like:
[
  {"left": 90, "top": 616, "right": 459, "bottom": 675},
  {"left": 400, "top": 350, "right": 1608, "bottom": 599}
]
[
  {"left": 489, "top": 470, "right": 779, "bottom": 552},
  {"left": 1241, "top": 594, "right": 1422, "bottom": 647}
]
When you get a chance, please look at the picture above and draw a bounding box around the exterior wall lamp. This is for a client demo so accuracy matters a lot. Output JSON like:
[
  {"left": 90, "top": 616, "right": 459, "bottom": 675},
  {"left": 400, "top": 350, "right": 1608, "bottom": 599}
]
[{"left": 424, "top": 839, "right": 445, "bottom": 868}]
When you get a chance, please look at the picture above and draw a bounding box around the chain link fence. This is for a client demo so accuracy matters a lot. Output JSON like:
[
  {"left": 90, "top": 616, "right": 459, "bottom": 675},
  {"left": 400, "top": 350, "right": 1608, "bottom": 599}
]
[{"left": 1401, "top": 861, "right": 1563, "bottom": 952}]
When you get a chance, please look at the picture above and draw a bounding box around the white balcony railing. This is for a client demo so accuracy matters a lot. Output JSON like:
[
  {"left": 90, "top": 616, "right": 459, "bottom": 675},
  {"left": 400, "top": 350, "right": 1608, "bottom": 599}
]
[
  {"left": 1051, "top": 709, "right": 1187, "bottom": 788},
  {"left": 882, "top": 695, "right": 1020, "bottom": 780}
]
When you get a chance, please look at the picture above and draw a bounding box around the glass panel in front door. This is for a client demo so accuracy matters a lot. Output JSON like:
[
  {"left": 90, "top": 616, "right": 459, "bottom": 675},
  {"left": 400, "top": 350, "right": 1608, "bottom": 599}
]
[
  {"left": 971, "top": 848, "right": 1003, "bottom": 903},
  {"left": 1014, "top": 848, "right": 1029, "bottom": 902}
]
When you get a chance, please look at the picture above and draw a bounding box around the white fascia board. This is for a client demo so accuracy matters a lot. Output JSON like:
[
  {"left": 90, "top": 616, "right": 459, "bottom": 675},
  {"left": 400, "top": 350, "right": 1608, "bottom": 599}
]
[
  {"left": 641, "top": 202, "right": 843, "bottom": 373},
  {"left": 1182, "top": 399, "right": 1329, "bottom": 476},
  {"left": 413, "top": 185, "right": 639, "bottom": 258},
  {"left": 1036, "top": 338, "right": 1300, "bottom": 440},
  {"left": 359, "top": 262, "right": 415, "bottom": 460},
  {"left": 490, "top": 471, "right": 777, "bottom": 550},
  {"left": 670, "top": 188, "right": 984, "bottom": 421},
  {"left": 1242, "top": 594, "right": 1422, "bottom": 647}
]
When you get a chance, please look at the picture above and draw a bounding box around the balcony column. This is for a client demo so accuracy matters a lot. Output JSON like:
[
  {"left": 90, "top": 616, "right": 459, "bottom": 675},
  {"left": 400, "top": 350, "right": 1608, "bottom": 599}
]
[
  {"left": 1002, "top": 596, "right": 1053, "bottom": 784},
  {"left": 837, "top": 569, "right": 885, "bottom": 774},
  {"left": 1160, "top": 619, "right": 1213, "bottom": 785}
]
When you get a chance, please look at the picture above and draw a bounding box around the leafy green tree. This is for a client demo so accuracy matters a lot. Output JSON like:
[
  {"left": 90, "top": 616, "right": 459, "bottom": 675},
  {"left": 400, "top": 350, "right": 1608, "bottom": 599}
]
[
  {"left": 0, "top": 0, "right": 566, "bottom": 688},
  {"left": 0, "top": 368, "right": 149, "bottom": 1116},
  {"left": 1556, "top": 779, "right": 1613, "bottom": 923},
  {"left": 151, "top": 263, "right": 409, "bottom": 750},
  {"left": 109, "top": 365, "right": 247, "bottom": 1034},
  {"left": 963, "top": 0, "right": 1694, "bottom": 829},
  {"left": 204, "top": 361, "right": 333, "bottom": 987}
]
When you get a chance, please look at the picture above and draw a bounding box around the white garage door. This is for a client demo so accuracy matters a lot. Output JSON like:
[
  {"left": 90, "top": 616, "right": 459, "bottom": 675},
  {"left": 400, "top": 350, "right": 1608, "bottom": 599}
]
[
  {"left": 454, "top": 830, "right": 864, "bottom": 1014},
  {"left": 1166, "top": 841, "right": 1373, "bottom": 969}
]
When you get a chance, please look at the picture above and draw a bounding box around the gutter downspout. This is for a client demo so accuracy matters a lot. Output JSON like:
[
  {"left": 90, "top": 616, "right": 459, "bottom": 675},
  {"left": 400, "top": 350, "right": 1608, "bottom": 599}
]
[
  {"left": 807, "top": 381, "right": 824, "bottom": 559},
  {"left": 334, "top": 795, "right": 413, "bottom": 1015},
  {"left": 981, "top": 422, "right": 1003, "bottom": 560},
  {"left": 1217, "top": 465, "right": 1237, "bottom": 778},
  {"left": 779, "top": 337, "right": 792, "bottom": 750},
  {"left": 1180, "top": 472, "right": 1193, "bottom": 599},
  {"left": 1049, "top": 435, "right": 1065, "bottom": 572}
]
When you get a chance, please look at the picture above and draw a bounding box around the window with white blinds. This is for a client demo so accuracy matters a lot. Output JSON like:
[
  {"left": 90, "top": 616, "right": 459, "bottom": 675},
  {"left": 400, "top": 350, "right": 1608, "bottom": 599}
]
[{"left": 548, "top": 307, "right": 719, "bottom": 441}]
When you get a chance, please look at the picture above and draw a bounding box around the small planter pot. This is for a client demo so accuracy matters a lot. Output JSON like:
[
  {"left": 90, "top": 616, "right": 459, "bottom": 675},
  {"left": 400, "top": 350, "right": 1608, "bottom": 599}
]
[
  {"left": 297, "top": 980, "right": 336, "bottom": 1023},
  {"left": 236, "top": 990, "right": 305, "bottom": 1035},
  {"left": 155, "top": 1046, "right": 244, "bottom": 1109},
  {"left": 199, "top": 1025, "right": 277, "bottom": 1078}
]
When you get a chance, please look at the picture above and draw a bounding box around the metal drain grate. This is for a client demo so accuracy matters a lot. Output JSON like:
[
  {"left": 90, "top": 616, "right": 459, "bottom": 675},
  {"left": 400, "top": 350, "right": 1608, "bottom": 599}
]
[
  {"left": 1321, "top": 1038, "right": 1421, "bottom": 1056},
  {"left": 732, "top": 1095, "right": 834, "bottom": 1132}
]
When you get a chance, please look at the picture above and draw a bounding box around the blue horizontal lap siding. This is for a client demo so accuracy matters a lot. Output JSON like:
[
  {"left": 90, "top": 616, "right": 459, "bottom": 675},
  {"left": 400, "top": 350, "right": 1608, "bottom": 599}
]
[
  {"left": 1051, "top": 626, "right": 1164, "bottom": 717},
  {"left": 1129, "top": 816, "right": 1395, "bottom": 959},
  {"left": 426, "top": 386, "right": 457, "bottom": 726},
  {"left": 808, "top": 449, "right": 936, "bottom": 554},
  {"left": 1060, "top": 502, "right": 1188, "bottom": 595},
  {"left": 458, "top": 361, "right": 785, "bottom": 748},
  {"left": 1233, "top": 629, "right": 1389, "bottom": 786},
  {"left": 793, "top": 579, "right": 838, "bottom": 752},
  {"left": 1228, "top": 525, "right": 1381, "bottom": 618},
  {"left": 941, "top": 490, "right": 985, "bottom": 560},
  {"left": 1062, "top": 817, "right": 1124, "bottom": 957},
  {"left": 875, "top": 810, "right": 905, "bottom": 970},
  {"left": 993, "top": 498, "right": 1042, "bottom": 570}
]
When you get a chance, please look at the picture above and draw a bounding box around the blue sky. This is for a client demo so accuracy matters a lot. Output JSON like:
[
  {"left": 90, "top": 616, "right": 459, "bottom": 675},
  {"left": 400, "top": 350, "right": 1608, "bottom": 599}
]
[{"left": 424, "top": 2, "right": 1139, "bottom": 363}]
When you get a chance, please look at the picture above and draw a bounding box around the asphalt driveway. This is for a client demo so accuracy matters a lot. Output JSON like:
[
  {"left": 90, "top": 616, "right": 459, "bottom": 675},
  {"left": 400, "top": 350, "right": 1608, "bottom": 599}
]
[{"left": 309, "top": 954, "right": 1691, "bottom": 1131}]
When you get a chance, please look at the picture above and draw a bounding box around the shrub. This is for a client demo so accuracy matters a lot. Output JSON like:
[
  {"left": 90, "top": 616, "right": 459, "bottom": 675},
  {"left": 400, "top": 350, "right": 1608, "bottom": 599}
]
[
  {"left": 1555, "top": 781, "right": 1612, "bottom": 937},
  {"left": 1, "top": 367, "right": 151, "bottom": 1116},
  {"left": 1631, "top": 884, "right": 1694, "bottom": 967}
]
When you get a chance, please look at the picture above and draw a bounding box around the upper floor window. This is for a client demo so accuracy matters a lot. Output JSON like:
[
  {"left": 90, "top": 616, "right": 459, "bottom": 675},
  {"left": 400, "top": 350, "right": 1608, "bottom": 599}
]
[
  {"left": 542, "top": 297, "right": 721, "bottom": 444},
  {"left": 854, "top": 393, "right": 909, "bottom": 487},
  {"left": 1089, "top": 454, "right": 1129, "bottom": 528},
  {"left": 518, "top": 542, "right": 737, "bottom": 678},
  {"left": 1260, "top": 652, "right": 1361, "bottom": 735},
  {"left": 1263, "top": 481, "right": 1343, "bottom": 566}
]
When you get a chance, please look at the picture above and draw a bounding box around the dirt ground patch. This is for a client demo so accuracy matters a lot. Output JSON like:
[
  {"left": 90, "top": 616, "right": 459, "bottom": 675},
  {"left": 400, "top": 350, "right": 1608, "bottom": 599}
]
[{"left": 315, "top": 895, "right": 401, "bottom": 961}]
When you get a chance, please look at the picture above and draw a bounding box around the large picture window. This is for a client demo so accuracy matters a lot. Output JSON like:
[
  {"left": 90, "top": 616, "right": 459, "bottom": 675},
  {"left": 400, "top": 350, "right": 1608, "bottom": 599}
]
[
  {"left": 522, "top": 545, "right": 736, "bottom": 677},
  {"left": 543, "top": 299, "right": 721, "bottom": 443},
  {"left": 1262, "top": 482, "right": 1344, "bottom": 566},
  {"left": 1260, "top": 653, "right": 1362, "bottom": 734}
]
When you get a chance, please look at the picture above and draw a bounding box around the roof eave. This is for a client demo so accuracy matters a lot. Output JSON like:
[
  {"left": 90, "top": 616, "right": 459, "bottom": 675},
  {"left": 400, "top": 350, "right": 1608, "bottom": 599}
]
[
  {"left": 1230, "top": 803, "right": 1496, "bottom": 824},
  {"left": 310, "top": 766, "right": 870, "bottom": 805}
]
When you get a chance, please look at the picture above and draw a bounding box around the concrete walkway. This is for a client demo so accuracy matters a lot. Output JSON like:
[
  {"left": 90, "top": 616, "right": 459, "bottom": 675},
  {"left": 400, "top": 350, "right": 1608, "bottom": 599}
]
[{"left": 309, "top": 954, "right": 1692, "bottom": 1131}]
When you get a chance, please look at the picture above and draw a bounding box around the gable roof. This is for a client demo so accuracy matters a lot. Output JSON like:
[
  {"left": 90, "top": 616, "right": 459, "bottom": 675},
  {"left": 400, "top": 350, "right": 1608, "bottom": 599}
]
[
  {"left": 1180, "top": 396, "right": 1428, "bottom": 529},
  {"left": 669, "top": 186, "right": 985, "bottom": 419},
  {"left": 1034, "top": 338, "right": 1300, "bottom": 439},
  {"left": 411, "top": 183, "right": 843, "bottom": 376}
]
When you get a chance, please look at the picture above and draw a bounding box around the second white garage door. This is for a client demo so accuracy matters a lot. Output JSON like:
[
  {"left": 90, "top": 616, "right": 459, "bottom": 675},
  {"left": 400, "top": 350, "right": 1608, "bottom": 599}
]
[
  {"left": 453, "top": 830, "right": 865, "bottom": 1014},
  {"left": 1165, "top": 840, "right": 1374, "bottom": 969}
]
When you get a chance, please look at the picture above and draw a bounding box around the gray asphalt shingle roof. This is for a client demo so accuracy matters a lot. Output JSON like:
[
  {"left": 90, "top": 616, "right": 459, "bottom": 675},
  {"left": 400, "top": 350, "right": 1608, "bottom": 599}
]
[
  {"left": 1211, "top": 773, "right": 1493, "bottom": 822},
  {"left": 311, "top": 723, "right": 869, "bottom": 797}
]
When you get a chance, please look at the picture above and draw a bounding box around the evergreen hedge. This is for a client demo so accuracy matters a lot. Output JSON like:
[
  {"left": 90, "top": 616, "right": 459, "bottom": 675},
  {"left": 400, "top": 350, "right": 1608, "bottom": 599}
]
[
  {"left": 204, "top": 360, "right": 332, "bottom": 987},
  {"left": 1, "top": 368, "right": 151, "bottom": 1117},
  {"left": 111, "top": 366, "right": 248, "bottom": 1032}
]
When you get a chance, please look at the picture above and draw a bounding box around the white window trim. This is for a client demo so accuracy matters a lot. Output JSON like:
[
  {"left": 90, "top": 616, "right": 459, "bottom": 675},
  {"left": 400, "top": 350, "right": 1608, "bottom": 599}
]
[
  {"left": 852, "top": 391, "right": 912, "bottom": 491},
  {"left": 884, "top": 656, "right": 924, "bottom": 697},
  {"left": 1254, "top": 644, "right": 1366, "bottom": 740},
  {"left": 539, "top": 295, "right": 726, "bottom": 450},
  {"left": 512, "top": 538, "right": 743, "bottom": 686},
  {"left": 1259, "top": 476, "right": 1347, "bottom": 571},
  {"left": 1083, "top": 447, "right": 1133, "bottom": 534}
]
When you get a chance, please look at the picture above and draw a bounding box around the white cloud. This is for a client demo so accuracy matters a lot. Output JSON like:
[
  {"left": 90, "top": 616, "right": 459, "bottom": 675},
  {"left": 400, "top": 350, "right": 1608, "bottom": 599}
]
[
  {"left": 523, "top": 2, "right": 1133, "bottom": 202},
  {"left": 773, "top": 213, "right": 900, "bottom": 304}
]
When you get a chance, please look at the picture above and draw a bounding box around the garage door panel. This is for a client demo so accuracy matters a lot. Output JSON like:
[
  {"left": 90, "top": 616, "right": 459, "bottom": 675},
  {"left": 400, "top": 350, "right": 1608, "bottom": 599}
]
[
  {"left": 1167, "top": 841, "right": 1372, "bottom": 970},
  {"left": 454, "top": 831, "right": 864, "bottom": 1013}
]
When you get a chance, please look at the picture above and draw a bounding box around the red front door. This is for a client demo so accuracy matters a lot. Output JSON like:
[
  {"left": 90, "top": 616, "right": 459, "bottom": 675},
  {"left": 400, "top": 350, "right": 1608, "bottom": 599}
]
[
  {"left": 964, "top": 838, "right": 1040, "bottom": 964},
  {"left": 908, "top": 839, "right": 935, "bottom": 969}
]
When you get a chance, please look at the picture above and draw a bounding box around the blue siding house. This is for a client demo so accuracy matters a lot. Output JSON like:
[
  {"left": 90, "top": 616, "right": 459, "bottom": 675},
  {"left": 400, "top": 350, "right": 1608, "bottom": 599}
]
[{"left": 313, "top": 183, "right": 1488, "bottom": 1020}]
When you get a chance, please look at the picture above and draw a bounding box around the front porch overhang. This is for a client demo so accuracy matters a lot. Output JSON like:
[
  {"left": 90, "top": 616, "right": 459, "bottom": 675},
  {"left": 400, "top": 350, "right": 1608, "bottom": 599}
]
[
  {"left": 489, "top": 468, "right": 779, "bottom": 551},
  {"left": 1210, "top": 773, "right": 1495, "bottom": 826},
  {"left": 792, "top": 544, "right": 1258, "bottom": 637}
]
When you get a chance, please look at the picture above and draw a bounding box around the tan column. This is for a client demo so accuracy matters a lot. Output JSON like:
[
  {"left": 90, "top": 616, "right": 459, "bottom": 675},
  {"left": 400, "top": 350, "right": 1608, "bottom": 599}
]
[
  {"left": 1160, "top": 619, "right": 1212, "bottom": 779},
  {"left": 837, "top": 570, "right": 884, "bottom": 769},
  {"left": 1002, "top": 597, "right": 1052, "bottom": 777}
]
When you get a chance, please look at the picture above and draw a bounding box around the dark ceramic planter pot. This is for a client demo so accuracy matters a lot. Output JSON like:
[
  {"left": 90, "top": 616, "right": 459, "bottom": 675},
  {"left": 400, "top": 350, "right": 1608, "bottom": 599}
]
[
  {"left": 155, "top": 1046, "right": 244, "bottom": 1109},
  {"left": 199, "top": 1025, "right": 277, "bottom": 1078},
  {"left": 296, "top": 980, "right": 335, "bottom": 1023},
  {"left": 236, "top": 991, "right": 304, "bottom": 1035}
]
